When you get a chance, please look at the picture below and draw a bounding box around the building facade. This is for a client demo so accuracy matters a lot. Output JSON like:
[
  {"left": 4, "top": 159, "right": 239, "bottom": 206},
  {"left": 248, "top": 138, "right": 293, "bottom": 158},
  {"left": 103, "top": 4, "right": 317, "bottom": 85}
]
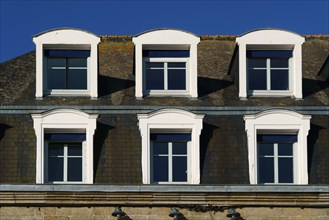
[{"left": 0, "top": 28, "right": 328, "bottom": 220}]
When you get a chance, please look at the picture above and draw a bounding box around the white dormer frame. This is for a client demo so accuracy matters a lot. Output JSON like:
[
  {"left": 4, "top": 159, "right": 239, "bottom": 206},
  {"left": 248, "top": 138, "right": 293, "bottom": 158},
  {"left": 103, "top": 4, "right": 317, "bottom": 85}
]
[
  {"left": 33, "top": 28, "right": 100, "bottom": 98},
  {"left": 138, "top": 109, "right": 204, "bottom": 184},
  {"left": 244, "top": 109, "right": 311, "bottom": 184},
  {"left": 32, "top": 109, "right": 98, "bottom": 184},
  {"left": 132, "top": 29, "right": 200, "bottom": 98},
  {"left": 236, "top": 29, "right": 305, "bottom": 99}
]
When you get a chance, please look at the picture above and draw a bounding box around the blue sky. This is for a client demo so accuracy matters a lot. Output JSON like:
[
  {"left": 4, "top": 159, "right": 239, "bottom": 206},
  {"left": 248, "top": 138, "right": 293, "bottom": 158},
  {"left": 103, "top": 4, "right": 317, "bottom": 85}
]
[{"left": 1, "top": 0, "right": 328, "bottom": 63}]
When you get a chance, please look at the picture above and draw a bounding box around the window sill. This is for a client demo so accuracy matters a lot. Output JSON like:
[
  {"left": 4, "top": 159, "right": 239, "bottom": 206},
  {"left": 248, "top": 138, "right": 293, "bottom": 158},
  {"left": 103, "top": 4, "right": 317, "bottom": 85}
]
[
  {"left": 45, "top": 90, "right": 91, "bottom": 97},
  {"left": 248, "top": 90, "right": 293, "bottom": 97}
]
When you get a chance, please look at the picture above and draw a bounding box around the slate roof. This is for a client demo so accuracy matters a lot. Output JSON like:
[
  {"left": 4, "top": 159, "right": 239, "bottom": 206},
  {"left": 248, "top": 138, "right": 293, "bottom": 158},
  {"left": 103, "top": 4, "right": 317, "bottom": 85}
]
[{"left": 0, "top": 35, "right": 328, "bottom": 106}]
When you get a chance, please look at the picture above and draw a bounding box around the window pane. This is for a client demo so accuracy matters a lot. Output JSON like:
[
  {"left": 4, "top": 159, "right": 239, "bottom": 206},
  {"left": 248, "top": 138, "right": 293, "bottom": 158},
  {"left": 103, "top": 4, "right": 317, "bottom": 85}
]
[
  {"left": 68, "top": 158, "right": 82, "bottom": 181},
  {"left": 48, "top": 157, "right": 63, "bottom": 182},
  {"left": 278, "top": 143, "right": 293, "bottom": 156},
  {"left": 173, "top": 156, "right": 187, "bottom": 182},
  {"left": 271, "top": 59, "right": 289, "bottom": 68},
  {"left": 67, "top": 69, "right": 87, "bottom": 89},
  {"left": 279, "top": 158, "right": 293, "bottom": 183},
  {"left": 146, "top": 69, "right": 164, "bottom": 90},
  {"left": 47, "top": 69, "right": 66, "bottom": 89},
  {"left": 168, "top": 63, "right": 186, "bottom": 68},
  {"left": 153, "top": 156, "right": 168, "bottom": 182},
  {"left": 48, "top": 144, "right": 64, "bottom": 156},
  {"left": 258, "top": 157, "right": 274, "bottom": 184},
  {"left": 172, "top": 142, "right": 187, "bottom": 155},
  {"left": 68, "top": 144, "right": 82, "bottom": 156},
  {"left": 271, "top": 70, "right": 289, "bottom": 90},
  {"left": 48, "top": 58, "right": 66, "bottom": 67},
  {"left": 248, "top": 58, "right": 266, "bottom": 68},
  {"left": 68, "top": 58, "right": 87, "bottom": 67},
  {"left": 258, "top": 143, "right": 274, "bottom": 156},
  {"left": 146, "top": 62, "right": 164, "bottom": 68},
  {"left": 153, "top": 142, "right": 168, "bottom": 155},
  {"left": 248, "top": 69, "right": 267, "bottom": 90},
  {"left": 168, "top": 69, "right": 186, "bottom": 90}
]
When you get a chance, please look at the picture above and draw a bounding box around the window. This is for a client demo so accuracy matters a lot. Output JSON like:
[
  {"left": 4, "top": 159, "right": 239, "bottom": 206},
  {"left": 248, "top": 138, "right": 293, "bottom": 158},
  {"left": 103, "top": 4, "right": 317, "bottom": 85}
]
[
  {"left": 138, "top": 109, "right": 204, "bottom": 184},
  {"left": 244, "top": 109, "right": 311, "bottom": 184},
  {"left": 33, "top": 28, "right": 100, "bottom": 98},
  {"left": 45, "top": 50, "right": 89, "bottom": 90},
  {"left": 144, "top": 50, "right": 189, "bottom": 94},
  {"left": 44, "top": 133, "right": 85, "bottom": 183},
  {"left": 247, "top": 50, "right": 292, "bottom": 92},
  {"left": 133, "top": 29, "right": 200, "bottom": 98},
  {"left": 236, "top": 29, "right": 305, "bottom": 99},
  {"left": 151, "top": 133, "right": 190, "bottom": 183},
  {"left": 257, "top": 134, "right": 296, "bottom": 184},
  {"left": 32, "top": 109, "right": 98, "bottom": 184}
]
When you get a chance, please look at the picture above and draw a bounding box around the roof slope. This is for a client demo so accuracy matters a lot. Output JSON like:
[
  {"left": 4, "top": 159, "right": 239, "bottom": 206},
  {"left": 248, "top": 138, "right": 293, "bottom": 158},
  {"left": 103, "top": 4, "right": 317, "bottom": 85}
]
[{"left": 0, "top": 35, "right": 328, "bottom": 106}]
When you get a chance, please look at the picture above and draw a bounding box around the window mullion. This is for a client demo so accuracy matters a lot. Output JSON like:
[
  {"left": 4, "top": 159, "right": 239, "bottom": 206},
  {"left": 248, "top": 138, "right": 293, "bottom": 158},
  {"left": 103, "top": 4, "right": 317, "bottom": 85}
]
[
  {"left": 274, "top": 143, "right": 278, "bottom": 183},
  {"left": 168, "top": 142, "right": 172, "bottom": 182},
  {"left": 164, "top": 62, "right": 168, "bottom": 90},
  {"left": 63, "top": 144, "right": 68, "bottom": 182},
  {"left": 267, "top": 58, "right": 271, "bottom": 90}
]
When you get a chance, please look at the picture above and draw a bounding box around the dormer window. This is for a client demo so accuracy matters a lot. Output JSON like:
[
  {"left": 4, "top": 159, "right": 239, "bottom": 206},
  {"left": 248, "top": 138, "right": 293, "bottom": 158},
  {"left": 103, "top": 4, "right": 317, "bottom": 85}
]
[
  {"left": 45, "top": 50, "right": 89, "bottom": 91},
  {"left": 143, "top": 50, "right": 189, "bottom": 94},
  {"left": 133, "top": 29, "right": 200, "bottom": 98},
  {"left": 33, "top": 28, "right": 100, "bottom": 98},
  {"left": 236, "top": 29, "right": 305, "bottom": 99},
  {"left": 247, "top": 50, "right": 292, "bottom": 93}
]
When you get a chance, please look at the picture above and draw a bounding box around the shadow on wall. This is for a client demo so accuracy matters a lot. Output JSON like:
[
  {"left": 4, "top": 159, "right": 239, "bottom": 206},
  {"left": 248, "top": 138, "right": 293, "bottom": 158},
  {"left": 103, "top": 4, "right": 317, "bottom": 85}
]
[
  {"left": 93, "top": 121, "right": 114, "bottom": 179},
  {"left": 0, "top": 123, "right": 12, "bottom": 141},
  {"left": 98, "top": 75, "right": 134, "bottom": 97},
  {"left": 200, "top": 122, "right": 219, "bottom": 180},
  {"left": 307, "top": 123, "right": 326, "bottom": 182},
  {"left": 198, "top": 77, "right": 233, "bottom": 98}
]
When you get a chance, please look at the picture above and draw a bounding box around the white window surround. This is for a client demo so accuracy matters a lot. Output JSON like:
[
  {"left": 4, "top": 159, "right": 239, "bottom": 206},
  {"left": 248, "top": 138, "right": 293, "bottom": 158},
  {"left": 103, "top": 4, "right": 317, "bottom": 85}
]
[
  {"left": 138, "top": 108, "right": 204, "bottom": 184},
  {"left": 236, "top": 29, "right": 305, "bottom": 99},
  {"left": 244, "top": 109, "right": 311, "bottom": 185},
  {"left": 33, "top": 28, "right": 100, "bottom": 98},
  {"left": 133, "top": 29, "right": 200, "bottom": 98},
  {"left": 32, "top": 109, "right": 98, "bottom": 184}
]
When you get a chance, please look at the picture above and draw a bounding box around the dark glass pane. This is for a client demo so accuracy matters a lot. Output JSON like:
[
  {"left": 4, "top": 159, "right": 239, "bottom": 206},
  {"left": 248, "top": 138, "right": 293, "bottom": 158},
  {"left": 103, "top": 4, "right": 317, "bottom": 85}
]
[
  {"left": 45, "top": 133, "right": 86, "bottom": 141},
  {"left": 258, "top": 157, "right": 274, "bottom": 184},
  {"left": 271, "top": 59, "right": 289, "bottom": 68},
  {"left": 153, "top": 142, "right": 168, "bottom": 155},
  {"left": 248, "top": 58, "right": 266, "bottom": 68},
  {"left": 68, "top": 158, "right": 82, "bottom": 181},
  {"left": 247, "top": 50, "right": 292, "bottom": 58},
  {"left": 48, "top": 157, "right": 63, "bottom": 182},
  {"left": 151, "top": 133, "right": 191, "bottom": 141},
  {"left": 48, "top": 58, "right": 66, "bottom": 67},
  {"left": 67, "top": 69, "right": 87, "bottom": 89},
  {"left": 146, "top": 69, "right": 164, "bottom": 90},
  {"left": 47, "top": 69, "right": 66, "bottom": 89},
  {"left": 258, "top": 143, "right": 274, "bottom": 156},
  {"left": 45, "top": 50, "right": 90, "bottom": 58},
  {"left": 48, "top": 144, "right": 64, "bottom": 156},
  {"left": 68, "top": 144, "right": 82, "bottom": 156},
  {"left": 173, "top": 156, "right": 187, "bottom": 182},
  {"left": 68, "top": 58, "right": 87, "bottom": 67},
  {"left": 271, "top": 70, "right": 289, "bottom": 90},
  {"left": 248, "top": 69, "right": 267, "bottom": 90},
  {"left": 278, "top": 143, "right": 293, "bottom": 156},
  {"left": 168, "top": 63, "right": 186, "bottom": 68},
  {"left": 278, "top": 158, "right": 293, "bottom": 183},
  {"left": 168, "top": 69, "right": 186, "bottom": 90},
  {"left": 153, "top": 156, "right": 168, "bottom": 182},
  {"left": 172, "top": 142, "right": 187, "bottom": 155},
  {"left": 145, "top": 62, "right": 164, "bottom": 68},
  {"left": 257, "top": 134, "right": 297, "bottom": 143},
  {"left": 143, "top": 50, "right": 189, "bottom": 57}
]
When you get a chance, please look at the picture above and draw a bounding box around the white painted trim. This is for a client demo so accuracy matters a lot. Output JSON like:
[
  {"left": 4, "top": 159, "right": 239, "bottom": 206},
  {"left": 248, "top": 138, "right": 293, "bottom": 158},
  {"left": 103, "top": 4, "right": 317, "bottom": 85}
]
[
  {"left": 133, "top": 29, "right": 200, "bottom": 98},
  {"left": 244, "top": 109, "right": 311, "bottom": 184},
  {"left": 236, "top": 29, "right": 305, "bottom": 99},
  {"left": 32, "top": 109, "right": 98, "bottom": 184},
  {"left": 33, "top": 28, "right": 100, "bottom": 98},
  {"left": 138, "top": 109, "right": 204, "bottom": 184}
]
